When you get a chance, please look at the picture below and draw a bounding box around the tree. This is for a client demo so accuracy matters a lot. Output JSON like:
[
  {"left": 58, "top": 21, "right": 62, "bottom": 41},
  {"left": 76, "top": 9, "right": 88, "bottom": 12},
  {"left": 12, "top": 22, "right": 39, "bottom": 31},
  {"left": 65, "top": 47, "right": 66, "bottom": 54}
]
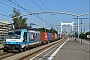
[
  {"left": 85, "top": 31, "right": 90, "bottom": 35},
  {"left": 38, "top": 28, "right": 45, "bottom": 32},
  {"left": 49, "top": 27, "right": 57, "bottom": 34},
  {"left": 79, "top": 33, "right": 86, "bottom": 39},
  {"left": 37, "top": 27, "right": 57, "bottom": 34},
  {"left": 10, "top": 8, "right": 28, "bottom": 29}
]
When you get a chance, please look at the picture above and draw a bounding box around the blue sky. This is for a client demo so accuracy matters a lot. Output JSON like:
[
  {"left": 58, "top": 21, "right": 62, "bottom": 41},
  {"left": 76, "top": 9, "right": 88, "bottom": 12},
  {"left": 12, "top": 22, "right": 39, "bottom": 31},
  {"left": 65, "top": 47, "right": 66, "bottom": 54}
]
[{"left": 0, "top": 0, "right": 89, "bottom": 33}]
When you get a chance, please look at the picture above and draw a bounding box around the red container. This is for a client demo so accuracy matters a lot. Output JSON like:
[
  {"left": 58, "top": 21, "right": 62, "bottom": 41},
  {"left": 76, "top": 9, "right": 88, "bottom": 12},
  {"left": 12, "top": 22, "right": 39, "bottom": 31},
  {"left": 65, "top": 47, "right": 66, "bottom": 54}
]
[{"left": 40, "top": 32, "right": 48, "bottom": 42}]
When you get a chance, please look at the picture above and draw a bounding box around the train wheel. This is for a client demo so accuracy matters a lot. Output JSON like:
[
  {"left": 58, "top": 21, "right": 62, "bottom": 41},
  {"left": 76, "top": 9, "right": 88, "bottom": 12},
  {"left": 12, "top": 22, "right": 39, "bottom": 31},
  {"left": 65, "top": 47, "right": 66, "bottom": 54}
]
[
  {"left": 23, "top": 47, "right": 26, "bottom": 52},
  {"left": 35, "top": 45, "right": 37, "bottom": 48},
  {"left": 19, "top": 48, "right": 23, "bottom": 52},
  {"left": 47, "top": 41, "right": 49, "bottom": 44},
  {"left": 3, "top": 48, "right": 7, "bottom": 52}
]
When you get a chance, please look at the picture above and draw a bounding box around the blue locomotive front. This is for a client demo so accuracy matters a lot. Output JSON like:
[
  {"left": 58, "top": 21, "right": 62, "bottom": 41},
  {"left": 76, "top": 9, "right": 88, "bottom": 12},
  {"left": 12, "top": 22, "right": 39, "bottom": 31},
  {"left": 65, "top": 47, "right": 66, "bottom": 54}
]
[{"left": 3, "top": 29, "right": 40, "bottom": 52}]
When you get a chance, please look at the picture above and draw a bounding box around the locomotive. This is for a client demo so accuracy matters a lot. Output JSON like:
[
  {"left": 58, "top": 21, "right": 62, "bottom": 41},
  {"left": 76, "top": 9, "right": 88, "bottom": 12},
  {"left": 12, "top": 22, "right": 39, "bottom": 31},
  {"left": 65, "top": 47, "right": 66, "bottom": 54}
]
[{"left": 3, "top": 29, "right": 61, "bottom": 52}]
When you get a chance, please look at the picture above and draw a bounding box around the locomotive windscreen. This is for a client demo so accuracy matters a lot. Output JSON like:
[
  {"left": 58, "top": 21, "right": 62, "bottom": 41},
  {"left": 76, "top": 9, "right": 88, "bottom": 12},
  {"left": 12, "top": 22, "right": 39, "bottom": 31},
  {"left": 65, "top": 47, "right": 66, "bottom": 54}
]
[{"left": 6, "top": 31, "right": 21, "bottom": 39}]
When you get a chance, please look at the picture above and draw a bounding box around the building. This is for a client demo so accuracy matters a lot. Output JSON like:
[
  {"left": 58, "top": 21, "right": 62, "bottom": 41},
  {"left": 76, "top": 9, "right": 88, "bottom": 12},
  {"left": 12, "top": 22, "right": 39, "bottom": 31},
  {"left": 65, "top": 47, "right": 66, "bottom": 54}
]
[{"left": 0, "top": 20, "right": 10, "bottom": 43}]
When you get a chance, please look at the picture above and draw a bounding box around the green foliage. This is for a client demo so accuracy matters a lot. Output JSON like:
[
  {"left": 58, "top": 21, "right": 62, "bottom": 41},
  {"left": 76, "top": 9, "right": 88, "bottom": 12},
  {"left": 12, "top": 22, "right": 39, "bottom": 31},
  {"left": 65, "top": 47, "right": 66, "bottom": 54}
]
[
  {"left": 49, "top": 27, "right": 57, "bottom": 34},
  {"left": 85, "top": 31, "right": 90, "bottom": 35},
  {"left": 38, "top": 28, "right": 45, "bottom": 32},
  {"left": 80, "top": 33, "right": 86, "bottom": 38},
  {"left": 10, "top": 8, "right": 28, "bottom": 29},
  {"left": 79, "top": 31, "right": 90, "bottom": 38},
  {"left": 38, "top": 27, "right": 57, "bottom": 34}
]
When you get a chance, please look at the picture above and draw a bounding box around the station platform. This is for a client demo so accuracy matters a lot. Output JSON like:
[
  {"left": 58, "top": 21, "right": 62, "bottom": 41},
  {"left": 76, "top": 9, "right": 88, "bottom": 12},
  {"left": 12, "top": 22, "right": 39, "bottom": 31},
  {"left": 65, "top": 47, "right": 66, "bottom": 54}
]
[{"left": 52, "top": 38, "right": 89, "bottom": 60}]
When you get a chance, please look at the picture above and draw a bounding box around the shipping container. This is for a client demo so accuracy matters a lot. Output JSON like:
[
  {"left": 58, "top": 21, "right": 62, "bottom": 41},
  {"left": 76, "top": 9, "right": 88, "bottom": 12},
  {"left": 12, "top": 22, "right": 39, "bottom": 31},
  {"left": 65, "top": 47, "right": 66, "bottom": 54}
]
[
  {"left": 40, "top": 32, "right": 48, "bottom": 42},
  {"left": 61, "top": 33, "right": 64, "bottom": 38},
  {"left": 54, "top": 34, "right": 57, "bottom": 39},
  {"left": 48, "top": 33, "right": 52, "bottom": 41},
  {"left": 57, "top": 34, "right": 60, "bottom": 40},
  {"left": 48, "top": 33, "right": 50, "bottom": 40},
  {"left": 50, "top": 33, "right": 52, "bottom": 40},
  {"left": 52, "top": 33, "right": 54, "bottom": 40}
]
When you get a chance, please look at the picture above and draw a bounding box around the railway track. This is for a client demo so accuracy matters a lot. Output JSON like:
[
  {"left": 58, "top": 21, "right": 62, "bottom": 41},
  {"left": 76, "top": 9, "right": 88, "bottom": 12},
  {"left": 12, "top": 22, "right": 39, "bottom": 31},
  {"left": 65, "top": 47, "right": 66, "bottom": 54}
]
[
  {"left": 0, "top": 52, "right": 7, "bottom": 56},
  {"left": 1, "top": 38, "right": 66, "bottom": 60},
  {"left": 0, "top": 52, "right": 16, "bottom": 60},
  {"left": 18, "top": 38, "right": 66, "bottom": 60}
]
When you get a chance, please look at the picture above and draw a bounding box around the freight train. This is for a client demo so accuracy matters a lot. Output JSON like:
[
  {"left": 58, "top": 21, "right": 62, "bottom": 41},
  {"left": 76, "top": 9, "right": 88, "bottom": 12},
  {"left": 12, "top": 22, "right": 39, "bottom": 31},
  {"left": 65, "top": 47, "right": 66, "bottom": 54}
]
[{"left": 3, "top": 29, "right": 61, "bottom": 52}]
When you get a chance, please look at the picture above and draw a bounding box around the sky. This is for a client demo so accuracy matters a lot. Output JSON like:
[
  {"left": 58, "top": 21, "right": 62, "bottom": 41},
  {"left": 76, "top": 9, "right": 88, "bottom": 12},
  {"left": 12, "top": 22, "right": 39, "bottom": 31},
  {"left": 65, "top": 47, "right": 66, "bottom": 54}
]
[{"left": 0, "top": 0, "right": 89, "bottom": 33}]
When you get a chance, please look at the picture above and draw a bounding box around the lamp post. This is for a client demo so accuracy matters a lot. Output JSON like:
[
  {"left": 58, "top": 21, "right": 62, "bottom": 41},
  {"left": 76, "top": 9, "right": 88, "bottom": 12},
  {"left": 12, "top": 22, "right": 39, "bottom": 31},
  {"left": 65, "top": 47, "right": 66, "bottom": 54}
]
[
  {"left": 77, "top": 16, "right": 80, "bottom": 42},
  {"left": 80, "top": 19, "right": 82, "bottom": 45},
  {"left": 30, "top": 14, "right": 32, "bottom": 25},
  {"left": 44, "top": 13, "right": 46, "bottom": 32}
]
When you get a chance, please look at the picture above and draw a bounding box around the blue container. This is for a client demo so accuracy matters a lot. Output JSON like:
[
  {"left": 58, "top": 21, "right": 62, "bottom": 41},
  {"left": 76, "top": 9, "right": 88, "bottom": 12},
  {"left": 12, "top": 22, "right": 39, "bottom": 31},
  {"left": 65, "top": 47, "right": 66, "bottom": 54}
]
[
  {"left": 48, "top": 33, "right": 50, "bottom": 41},
  {"left": 52, "top": 33, "right": 54, "bottom": 40}
]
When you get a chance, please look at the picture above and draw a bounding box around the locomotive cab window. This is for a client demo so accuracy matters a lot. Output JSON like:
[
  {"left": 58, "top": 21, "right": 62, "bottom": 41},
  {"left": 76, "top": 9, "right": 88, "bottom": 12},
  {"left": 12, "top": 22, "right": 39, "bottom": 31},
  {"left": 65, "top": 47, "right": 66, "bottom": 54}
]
[
  {"left": 8, "top": 31, "right": 14, "bottom": 36},
  {"left": 6, "top": 31, "right": 21, "bottom": 39},
  {"left": 15, "top": 31, "right": 21, "bottom": 36}
]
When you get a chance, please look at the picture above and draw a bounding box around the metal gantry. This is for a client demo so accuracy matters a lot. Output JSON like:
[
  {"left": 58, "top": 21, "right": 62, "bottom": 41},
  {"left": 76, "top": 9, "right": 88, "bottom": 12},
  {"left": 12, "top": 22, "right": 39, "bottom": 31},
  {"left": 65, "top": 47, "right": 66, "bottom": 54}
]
[{"left": 11, "top": 12, "right": 89, "bottom": 19}]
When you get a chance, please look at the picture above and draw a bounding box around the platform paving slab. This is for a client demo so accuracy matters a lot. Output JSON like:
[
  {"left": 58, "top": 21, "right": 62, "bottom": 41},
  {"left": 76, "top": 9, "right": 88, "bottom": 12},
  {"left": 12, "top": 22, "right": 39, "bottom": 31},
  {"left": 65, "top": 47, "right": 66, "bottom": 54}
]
[{"left": 52, "top": 38, "right": 89, "bottom": 60}]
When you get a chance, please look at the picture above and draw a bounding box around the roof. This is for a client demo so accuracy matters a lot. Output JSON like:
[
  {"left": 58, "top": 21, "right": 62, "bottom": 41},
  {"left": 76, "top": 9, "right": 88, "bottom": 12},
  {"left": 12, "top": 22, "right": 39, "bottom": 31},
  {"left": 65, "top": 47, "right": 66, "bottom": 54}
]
[{"left": 0, "top": 20, "right": 10, "bottom": 24}]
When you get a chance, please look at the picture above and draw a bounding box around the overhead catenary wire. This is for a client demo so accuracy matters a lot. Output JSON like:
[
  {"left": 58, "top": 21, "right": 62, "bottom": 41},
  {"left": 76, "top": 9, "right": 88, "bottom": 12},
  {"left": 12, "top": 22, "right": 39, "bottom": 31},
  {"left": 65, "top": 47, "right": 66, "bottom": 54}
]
[
  {"left": 0, "top": 1, "right": 14, "bottom": 9},
  {"left": 39, "top": 0, "right": 50, "bottom": 11},
  {"left": 38, "top": 0, "right": 60, "bottom": 25},
  {"left": 2, "top": 0, "right": 27, "bottom": 14},
  {"left": 0, "top": 14, "right": 10, "bottom": 17},
  {"left": 0, "top": 0, "right": 14, "bottom": 18},
  {"left": 3, "top": 0, "right": 16, "bottom": 7},
  {"left": 0, "top": 0, "right": 89, "bottom": 34},
  {"left": 37, "top": 14, "right": 52, "bottom": 25},
  {"left": 31, "top": 0, "right": 46, "bottom": 11},
  {"left": 38, "top": 0, "right": 59, "bottom": 28},
  {"left": 52, "top": 14, "right": 60, "bottom": 24},
  {"left": 33, "top": 23, "right": 44, "bottom": 28},
  {"left": 1, "top": 0, "right": 53, "bottom": 29},
  {"left": 7, "top": 0, "right": 53, "bottom": 26},
  {"left": 38, "top": 0, "right": 60, "bottom": 27},
  {"left": 8, "top": 0, "right": 31, "bottom": 13}
]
